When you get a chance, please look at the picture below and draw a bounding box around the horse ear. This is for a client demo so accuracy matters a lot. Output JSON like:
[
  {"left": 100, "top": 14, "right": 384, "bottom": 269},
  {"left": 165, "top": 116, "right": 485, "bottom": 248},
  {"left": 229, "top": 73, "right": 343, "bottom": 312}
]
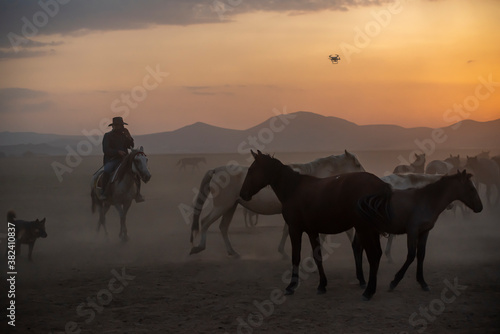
[
  {"left": 251, "top": 150, "right": 258, "bottom": 159},
  {"left": 345, "top": 149, "right": 349, "bottom": 155},
  {"left": 139, "top": 146, "right": 144, "bottom": 152},
  {"left": 257, "top": 150, "right": 263, "bottom": 156}
]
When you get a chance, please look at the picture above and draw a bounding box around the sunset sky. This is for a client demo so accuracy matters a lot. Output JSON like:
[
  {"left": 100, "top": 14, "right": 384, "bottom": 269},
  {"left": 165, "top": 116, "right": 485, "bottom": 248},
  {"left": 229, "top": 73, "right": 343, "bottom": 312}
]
[{"left": 0, "top": 0, "right": 499, "bottom": 135}]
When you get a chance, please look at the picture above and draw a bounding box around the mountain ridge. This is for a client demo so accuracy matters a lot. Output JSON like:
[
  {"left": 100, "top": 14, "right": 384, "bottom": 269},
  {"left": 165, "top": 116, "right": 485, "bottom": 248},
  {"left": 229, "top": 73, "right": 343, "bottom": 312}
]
[{"left": 0, "top": 111, "right": 499, "bottom": 156}]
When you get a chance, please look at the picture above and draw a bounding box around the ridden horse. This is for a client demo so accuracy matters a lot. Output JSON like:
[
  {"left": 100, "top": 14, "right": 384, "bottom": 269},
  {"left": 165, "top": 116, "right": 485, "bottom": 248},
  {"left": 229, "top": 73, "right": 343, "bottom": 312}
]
[
  {"left": 190, "top": 150, "right": 365, "bottom": 256},
  {"left": 91, "top": 147, "right": 151, "bottom": 241},
  {"left": 359, "top": 170, "right": 482, "bottom": 292},
  {"left": 393, "top": 153, "right": 426, "bottom": 174},
  {"left": 240, "top": 151, "right": 391, "bottom": 300},
  {"left": 177, "top": 157, "right": 206, "bottom": 171},
  {"left": 465, "top": 156, "right": 500, "bottom": 207}
]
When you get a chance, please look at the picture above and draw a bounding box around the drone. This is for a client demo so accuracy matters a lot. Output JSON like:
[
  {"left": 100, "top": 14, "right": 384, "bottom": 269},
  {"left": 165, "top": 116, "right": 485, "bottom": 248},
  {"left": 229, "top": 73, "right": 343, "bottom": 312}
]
[{"left": 329, "top": 54, "right": 340, "bottom": 64}]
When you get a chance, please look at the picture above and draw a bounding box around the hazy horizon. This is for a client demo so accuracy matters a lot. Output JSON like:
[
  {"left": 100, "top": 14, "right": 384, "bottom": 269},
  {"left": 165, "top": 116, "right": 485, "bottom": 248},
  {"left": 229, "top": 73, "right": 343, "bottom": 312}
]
[{"left": 0, "top": 110, "right": 498, "bottom": 137}]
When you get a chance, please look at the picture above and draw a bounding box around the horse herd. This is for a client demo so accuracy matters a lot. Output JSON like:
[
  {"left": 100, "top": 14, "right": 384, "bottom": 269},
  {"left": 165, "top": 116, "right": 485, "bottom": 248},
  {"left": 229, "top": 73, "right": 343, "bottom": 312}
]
[{"left": 90, "top": 147, "right": 498, "bottom": 300}]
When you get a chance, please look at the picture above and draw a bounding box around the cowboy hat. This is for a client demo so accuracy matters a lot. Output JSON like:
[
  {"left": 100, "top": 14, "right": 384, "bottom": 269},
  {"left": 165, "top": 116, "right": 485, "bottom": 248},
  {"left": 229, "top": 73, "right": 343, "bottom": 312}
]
[{"left": 108, "top": 117, "right": 128, "bottom": 126}]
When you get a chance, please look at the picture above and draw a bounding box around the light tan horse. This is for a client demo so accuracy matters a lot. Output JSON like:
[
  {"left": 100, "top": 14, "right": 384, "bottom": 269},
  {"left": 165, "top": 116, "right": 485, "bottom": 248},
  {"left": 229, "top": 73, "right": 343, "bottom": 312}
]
[{"left": 190, "top": 150, "right": 365, "bottom": 257}]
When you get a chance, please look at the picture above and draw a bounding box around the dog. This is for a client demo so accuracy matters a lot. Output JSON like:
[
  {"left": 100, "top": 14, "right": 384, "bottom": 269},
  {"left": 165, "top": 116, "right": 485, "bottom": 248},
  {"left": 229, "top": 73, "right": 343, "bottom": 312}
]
[{"left": 7, "top": 210, "right": 47, "bottom": 261}]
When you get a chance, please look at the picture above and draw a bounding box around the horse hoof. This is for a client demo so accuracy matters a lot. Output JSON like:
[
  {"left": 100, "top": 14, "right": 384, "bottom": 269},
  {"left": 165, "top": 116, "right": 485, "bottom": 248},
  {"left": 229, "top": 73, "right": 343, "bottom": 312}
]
[
  {"left": 362, "top": 293, "right": 372, "bottom": 301},
  {"left": 228, "top": 251, "right": 240, "bottom": 259},
  {"left": 280, "top": 253, "right": 289, "bottom": 261},
  {"left": 421, "top": 285, "right": 430, "bottom": 292},
  {"left": 189, "top": 247, "right": 204, "bottom": 255},
  {"left": 388, "top": 281, "right": 397, "bottom": 291},
  {"left": 285, "top": 289, "right": 295, "bottom": 296},
  {"left": 317, "top": 288, "right": 326, "bottom": 295},
  {"left": 359, "top": 282, "right": 367, "bottom": 289}
]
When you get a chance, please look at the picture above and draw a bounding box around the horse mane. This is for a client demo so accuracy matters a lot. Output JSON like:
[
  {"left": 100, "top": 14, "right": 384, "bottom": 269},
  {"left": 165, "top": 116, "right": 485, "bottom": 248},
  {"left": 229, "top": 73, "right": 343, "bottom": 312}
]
[
  {"left": 114, "top": 149, "right": 141, "bottom": 183},
  {"left": 416, "top": 172, "right": 463, "bottom": 194}
]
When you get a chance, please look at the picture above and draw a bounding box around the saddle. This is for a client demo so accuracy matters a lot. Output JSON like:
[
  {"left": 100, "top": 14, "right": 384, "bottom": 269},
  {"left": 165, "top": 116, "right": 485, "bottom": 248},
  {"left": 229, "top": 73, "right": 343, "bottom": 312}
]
[{"left": 94, "top": 163, "right": 123, "bottom": 190}]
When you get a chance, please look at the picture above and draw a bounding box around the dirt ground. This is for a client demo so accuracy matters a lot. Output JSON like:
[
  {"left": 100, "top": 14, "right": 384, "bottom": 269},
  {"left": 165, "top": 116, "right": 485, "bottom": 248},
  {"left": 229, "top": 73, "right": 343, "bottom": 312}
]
[{"left": 1, "top": 150, "right": 499, "bottom": 334}]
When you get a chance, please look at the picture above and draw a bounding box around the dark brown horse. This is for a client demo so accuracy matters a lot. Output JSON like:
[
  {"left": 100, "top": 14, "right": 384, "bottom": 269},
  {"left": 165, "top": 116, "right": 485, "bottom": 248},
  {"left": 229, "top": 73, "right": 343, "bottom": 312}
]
[
  {"left": 359, "top": 170, "right": 482, "bottom": 292},
  {"left": 239, "top": 151, "right": 391, "bottom": 300}
]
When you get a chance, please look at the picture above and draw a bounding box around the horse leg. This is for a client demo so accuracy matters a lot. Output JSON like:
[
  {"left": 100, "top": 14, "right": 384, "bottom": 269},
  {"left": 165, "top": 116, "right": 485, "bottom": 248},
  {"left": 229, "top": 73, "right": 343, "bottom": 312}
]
[
  {"left": 389, "top": 231, "right": 418, "bottom": 291},
  {"left": 308, "top": 232, "right": 327, "bottom": 294},
  {"left": 486, "top": 183, "right": 493, "bottom": 208},
  {"left": 359, "top": 231, "right": 382, "bottom": 300},
  {"left": 119, "top": 201, "right": 132, "bottom": 242},
  {"left": 114, "top": 204, "right": 124, "bottom": 239},
  {"left": 416, "top": 231, "right": 430, "bottom": 291},
  {"left": 285, "top": 226, "right": 302, "bottom": 295},
  {"left": 351, "top": 232, "right": 366, "bottom": 288},
  {"left": 345, "top": 228, "right": 355, "bottom": 243},
  {"left": 278, "top": 223, "right": 289, "bottom": 259},
  {"left": 219, "top": 203, "right": 239, "bottom": 257},
  {"left": 98, "top": 204, "right": 110, "bottom": 237},
  {"left": 385, "top": 234, "right": 394, "bottom": 263},
  {"left": 190, "top": 205, "right": 229, "bottom": 254}
]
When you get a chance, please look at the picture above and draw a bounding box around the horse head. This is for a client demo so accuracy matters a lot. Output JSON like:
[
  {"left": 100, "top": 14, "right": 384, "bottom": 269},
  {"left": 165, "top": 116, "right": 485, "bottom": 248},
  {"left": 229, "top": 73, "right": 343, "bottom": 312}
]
[
  {"left": 240, "top": 150, "right": 278, "bottom": 201},
  {"left": 414, "top": 153, "right": 426, "bottom": 166},
  {"left": 131, "top": 146, "right": 151, "bottom": 183},
  {"left": 454, "top": 170, "right": 482, "bottom": 213},
  {"left": 344, "top": 149, "right": 365, "bottom": 172}
]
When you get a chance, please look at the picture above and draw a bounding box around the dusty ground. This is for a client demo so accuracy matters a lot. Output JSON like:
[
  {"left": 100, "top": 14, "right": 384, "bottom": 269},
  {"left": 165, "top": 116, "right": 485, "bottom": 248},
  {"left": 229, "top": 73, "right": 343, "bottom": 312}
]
[{"left": 0, "top": 150, "right": 499, "bottom": 334}]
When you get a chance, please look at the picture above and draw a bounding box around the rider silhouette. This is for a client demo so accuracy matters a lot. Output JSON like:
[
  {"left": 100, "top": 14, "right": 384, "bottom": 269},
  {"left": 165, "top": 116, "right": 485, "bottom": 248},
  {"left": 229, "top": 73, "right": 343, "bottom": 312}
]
[{"left": 99, "top": 117, "right": 144, "bottom": 202}]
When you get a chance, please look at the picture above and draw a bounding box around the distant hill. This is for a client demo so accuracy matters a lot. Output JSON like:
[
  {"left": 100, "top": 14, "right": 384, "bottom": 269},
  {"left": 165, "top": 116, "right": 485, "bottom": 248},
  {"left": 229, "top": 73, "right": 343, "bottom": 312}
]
[{"left": 0, "top": 111, "right": 499, "bottom": 156}]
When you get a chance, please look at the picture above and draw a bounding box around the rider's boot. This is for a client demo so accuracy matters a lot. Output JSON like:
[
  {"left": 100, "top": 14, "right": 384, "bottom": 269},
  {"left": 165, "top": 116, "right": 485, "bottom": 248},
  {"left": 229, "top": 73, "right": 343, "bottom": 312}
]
[{"left": 99, "top": 172, "right": 110, "bottom": 200}]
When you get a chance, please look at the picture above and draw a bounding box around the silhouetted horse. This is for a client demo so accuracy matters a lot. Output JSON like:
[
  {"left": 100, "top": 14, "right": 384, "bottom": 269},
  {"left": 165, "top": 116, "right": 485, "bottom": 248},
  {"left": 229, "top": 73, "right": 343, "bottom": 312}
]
[
  {"left": 359, "top": 170, "right": 482, "bottom": 291},
  {"left": 425, "top": 160, "right": 453, "bottom": 175},
  {"left": 394, "top": 153, "right": 426, "bottom": 173},
  {"left": 465, "top": 156, "right": 500, "bottom": 207},
  {"left": 177, "top": 157, "right": 206, "bottom": 171},
  {"left": 239, "top": 151, "right": 391, "bottom": 300}
]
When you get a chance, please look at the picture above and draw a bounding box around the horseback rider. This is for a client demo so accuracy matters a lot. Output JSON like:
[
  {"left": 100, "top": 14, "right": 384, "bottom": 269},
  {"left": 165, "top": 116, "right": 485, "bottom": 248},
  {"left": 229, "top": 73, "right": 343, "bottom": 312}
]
[{"left": 99, "top": 117, "right": 144, "bottom": 202}]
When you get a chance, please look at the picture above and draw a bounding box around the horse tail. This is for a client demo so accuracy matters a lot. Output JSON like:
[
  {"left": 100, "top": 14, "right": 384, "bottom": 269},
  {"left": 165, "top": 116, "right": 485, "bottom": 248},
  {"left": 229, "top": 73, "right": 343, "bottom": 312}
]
[
  {"left": 190, "top": 169, "right": 215, "bottom": 243},
  {"left": 357, "top": 183, "right": 393, "bottom": 233}
]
